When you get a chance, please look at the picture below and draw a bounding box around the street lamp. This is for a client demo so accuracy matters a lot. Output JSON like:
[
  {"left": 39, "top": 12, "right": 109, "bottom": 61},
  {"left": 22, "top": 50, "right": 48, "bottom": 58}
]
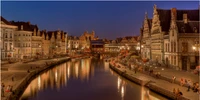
[{"left": 192, "top": 46, "right": 196, "bottom": 51}]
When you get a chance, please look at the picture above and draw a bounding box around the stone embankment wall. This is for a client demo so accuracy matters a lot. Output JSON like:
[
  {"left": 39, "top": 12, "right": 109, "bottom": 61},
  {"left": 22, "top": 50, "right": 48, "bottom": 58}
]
[
  {"left": 8, "top": 58, "right": 71, "bottom": 100},
  {"left": 109, "top": 64, "right": 189, "bottom": 100}
]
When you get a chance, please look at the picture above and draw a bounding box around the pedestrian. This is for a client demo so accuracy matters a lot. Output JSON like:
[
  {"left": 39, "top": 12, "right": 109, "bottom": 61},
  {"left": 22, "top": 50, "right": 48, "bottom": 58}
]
[
  {"left": 2, "top": 83, "right": 5, "bottom": 88},
  {"left": 12, "top": 76, "right": 14, "bottom": 81},
  {"left": 5, "top": 85, "right": 10, "bottom": 92},
  {"left": 176, "top": 88, "right": 180, "bottom": 95},
  {"left": 173, "top": 88, "right": 176, "bottom": 94},
  {"left": 172, "top": 76, "right": 176, "bottom": 83},
  {"left": 180, "top": 78, "right": 184, "bottom": 86},
  {"left": 10, "top": 86, "right": 13, "bottom": 92},
  {"left": 134, "top": 68, "right": 137, "bottom": 74},
  {"left": 1, "top": 85, "right": 4, "bottom": 97},
  {"left": 187, "top": 80, "right": 191, "bottom": 91}
]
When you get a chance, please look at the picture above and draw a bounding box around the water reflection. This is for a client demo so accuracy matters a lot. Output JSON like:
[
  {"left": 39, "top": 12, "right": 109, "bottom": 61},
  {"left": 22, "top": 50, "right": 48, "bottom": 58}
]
[
  {"left": 117, "top": 77, "right": 126, "bottom": 100},
  {"left": 20, "top": 59, "right": 93, "bottom": 100},
  {"left": 20, "top": 58, "right": 167, "bottom": 100}
]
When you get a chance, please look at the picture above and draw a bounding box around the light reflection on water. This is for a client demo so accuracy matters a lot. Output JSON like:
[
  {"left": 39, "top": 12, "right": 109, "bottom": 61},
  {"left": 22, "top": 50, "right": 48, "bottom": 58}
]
[{"left": 20, "top": 58, "right": 168, "bottom": 100}]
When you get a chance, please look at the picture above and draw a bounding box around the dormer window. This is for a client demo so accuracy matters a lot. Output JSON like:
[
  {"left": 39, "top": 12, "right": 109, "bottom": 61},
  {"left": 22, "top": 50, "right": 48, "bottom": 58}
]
[
  {"left": 193, "top": 27, "right": 197, "bottom": 33},
  {"left": 181, "top": 27, "right": 185, "bottom": 33}
]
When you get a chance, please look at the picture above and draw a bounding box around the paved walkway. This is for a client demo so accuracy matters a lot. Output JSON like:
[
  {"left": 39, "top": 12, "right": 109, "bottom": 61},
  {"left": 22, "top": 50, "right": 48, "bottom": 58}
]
[
  {"left": 113, "top": 62, "right": 200, "bottom": 100},
  {"left": 1, "top": 57, "right": 69, "bottom": 100},
  {"left": 134, "top": 60, "right": 200, "bottom": 87}
]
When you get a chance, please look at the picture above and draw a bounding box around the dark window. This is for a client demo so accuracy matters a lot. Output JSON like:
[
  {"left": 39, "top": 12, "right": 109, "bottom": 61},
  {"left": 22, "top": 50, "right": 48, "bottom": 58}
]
[
  {"left": 182, "top": 42, "right": 188, "bottom": 52},
  {"left": 10, "top": 33, "right": 12, "bottom": 38},
  {"left": 89, "top": 36, "right": 91, "bottom": 41},
  {"left": 181, "top": 27, "right": 185, "bottom": 33},
  {"left": 5, "top": 33, "right": 7, "bottom": 38}
]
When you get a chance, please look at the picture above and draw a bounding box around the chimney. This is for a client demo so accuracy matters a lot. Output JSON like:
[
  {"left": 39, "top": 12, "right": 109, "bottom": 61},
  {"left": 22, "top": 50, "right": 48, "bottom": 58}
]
[
  {"left": 171, "top": 8, "right": 177, "bottom": 20},
  {"left": 27, "top": 21, "right": 30, "bottom": 25},
  {"left": 38, "top": 29, "right": 40, "bottom": 36},
  {"left": 34, "top": 28, "right": 36, "bottom": 36},
  {"left": 21, "top": 25, "right": 23, "bottom": 30},
  {"left": 183, "top": 13, "right": 188, "bottom": 24}
]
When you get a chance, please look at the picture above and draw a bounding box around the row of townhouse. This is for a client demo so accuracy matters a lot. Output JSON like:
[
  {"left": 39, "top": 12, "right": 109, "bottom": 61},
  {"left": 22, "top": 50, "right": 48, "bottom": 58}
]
[
  {"left": 140, "top": 4, "right": 199, "bottom": 71},
  {"left": 66, "top": 32, "right": 140, "bottom": 54},
  {"left": 104, "top": 36, "right": 140, "bottom": 53},
  {"left": 1, "top": 16, "right": 67, "bottom": 60}
]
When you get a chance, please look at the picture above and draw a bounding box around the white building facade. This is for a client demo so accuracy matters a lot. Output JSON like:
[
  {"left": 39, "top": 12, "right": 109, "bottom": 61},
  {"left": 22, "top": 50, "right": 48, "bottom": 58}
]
[{"left": 1, "top": 17, "right": 18, "bottom": 60}]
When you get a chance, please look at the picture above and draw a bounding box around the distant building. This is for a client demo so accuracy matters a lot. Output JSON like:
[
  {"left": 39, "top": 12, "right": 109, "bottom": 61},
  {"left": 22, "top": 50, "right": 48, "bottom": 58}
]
[
  {"left": 41, "top": 30, "right": 50, "bottom": 56},
  {"left": 42, "top": 30, "right": 67, "bottom": 56},
  {"left": 1, "top": 17, "right": 18, "bottom": 60},
  {"left": 1, "top": 16, "right": 68, "bottom": 60},
  {"left": 116, "top": 36, "right": 139, "bottom": 51},
  {"left": 90, "top": 40, "right": 104, "bottom": 53},
  {"left": 10, "top": 21, "right": 35, "bottom": 59},
  {"left": 67, "top": 36, "right": 80, "bottom": 54},
  {"left": 79, "top": 31, "right": 98, "bottom": 49}
]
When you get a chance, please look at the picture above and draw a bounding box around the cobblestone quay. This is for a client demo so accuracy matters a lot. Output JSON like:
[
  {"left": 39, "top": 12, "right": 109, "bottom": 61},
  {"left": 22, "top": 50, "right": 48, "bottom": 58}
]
[{"left": 109, "top": 63, "right": 193, "bottom": 100}]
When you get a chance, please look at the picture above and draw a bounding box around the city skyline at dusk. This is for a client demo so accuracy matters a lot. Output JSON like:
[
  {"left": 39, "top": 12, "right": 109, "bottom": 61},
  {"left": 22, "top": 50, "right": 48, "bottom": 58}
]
[
  {"left": 1, "top": 1, "right": 200, "bottom": 100},
  {"left": 1, "top": 1, "right": 199, "bottom": 39}
]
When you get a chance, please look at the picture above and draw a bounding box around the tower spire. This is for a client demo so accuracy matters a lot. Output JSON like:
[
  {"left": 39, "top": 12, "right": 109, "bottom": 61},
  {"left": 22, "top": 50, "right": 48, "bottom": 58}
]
[{"left": 145, "top": 11, "right": 148, "bottom": 19}]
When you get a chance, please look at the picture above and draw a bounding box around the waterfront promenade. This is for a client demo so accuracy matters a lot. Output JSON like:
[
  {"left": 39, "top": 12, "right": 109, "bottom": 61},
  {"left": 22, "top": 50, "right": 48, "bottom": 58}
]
[
  {"left": 109, "top": 61, "right": 199, "bottom": 100},
  {"left": 1, "top": 57, "right": 70, "bottom": 100},
  {"left": 138, "top": 61, "right": 200, "bottom": 85}
]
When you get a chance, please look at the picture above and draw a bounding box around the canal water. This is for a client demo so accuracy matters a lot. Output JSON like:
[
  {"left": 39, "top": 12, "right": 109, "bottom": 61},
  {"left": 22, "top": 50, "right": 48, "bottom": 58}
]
[{"left": 20, "top": 58, "right": 168, "bottom": 100}]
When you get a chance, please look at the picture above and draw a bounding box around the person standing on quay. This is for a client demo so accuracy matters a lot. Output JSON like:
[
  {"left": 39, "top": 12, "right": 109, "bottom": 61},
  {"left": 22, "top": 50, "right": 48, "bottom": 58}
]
[
  {"left": 1, "top": 83, "right": 5, "bottom": 97},
  {"left": 134, "top": 67, "right": 137, "bottom": 74}
]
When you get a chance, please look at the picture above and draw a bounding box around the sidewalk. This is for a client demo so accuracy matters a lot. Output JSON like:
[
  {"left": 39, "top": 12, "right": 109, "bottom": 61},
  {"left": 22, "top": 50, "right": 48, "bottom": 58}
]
[
  {"left": 114, "top": 62, "right": 199, "bottom": 100},
  {"left": 1, "top": 57, "right": 69, "bottom": 100},
  {"left": 135, "top": 60, "right": 200, "bottom": 87}
]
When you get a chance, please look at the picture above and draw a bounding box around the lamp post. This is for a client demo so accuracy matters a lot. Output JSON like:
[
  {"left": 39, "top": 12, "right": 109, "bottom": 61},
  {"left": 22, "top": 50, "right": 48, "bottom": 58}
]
[{"left": 193, "top": 46, "right": 196, "bottom": 51}]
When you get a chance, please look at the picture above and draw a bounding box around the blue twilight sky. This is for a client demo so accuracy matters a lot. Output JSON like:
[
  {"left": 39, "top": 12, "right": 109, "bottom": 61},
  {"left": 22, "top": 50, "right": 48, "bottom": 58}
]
[{"left": 1, "top": 1, "right": 199, "bottom": 40}]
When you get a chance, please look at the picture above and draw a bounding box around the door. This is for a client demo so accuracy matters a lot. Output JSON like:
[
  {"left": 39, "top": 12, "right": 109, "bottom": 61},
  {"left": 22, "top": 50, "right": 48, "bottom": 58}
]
[{"left": 182, "top": 56, "right": 187, "bottom": 70}]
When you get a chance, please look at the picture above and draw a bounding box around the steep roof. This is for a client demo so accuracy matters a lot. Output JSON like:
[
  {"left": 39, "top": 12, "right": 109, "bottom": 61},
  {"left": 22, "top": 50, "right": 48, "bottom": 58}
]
[
  {"left": 68, "top": 36, "right": 79, "bottom": 40},
  {"left": 133, "top": 36, "right": 139, "bottom": 41},
  {"left": 125, "top": 36, "right": 133, "bottom": 40},
  {"left": 156, "top": 8, "right": 199, "bottom": 32},
  {"left": 10, "top": 21, "right": 38, "bottom": 32},
  {"left": 1, "top": 16, "right": 11, "bottom": 25},
  {"left": 116, "top": 38, "right": 122, "bottom": 43},
  {"left": 176, "top": 9, "right": 199, "bottom": 21},
  {"left": 157, "top": 9, "right": 171, "bottom": 32},
  {"left": 147, "top": 19, "right": 152, "bottom": 30},
  {"left": 176, "top": 21, "right": 199, "bottom": 33}
]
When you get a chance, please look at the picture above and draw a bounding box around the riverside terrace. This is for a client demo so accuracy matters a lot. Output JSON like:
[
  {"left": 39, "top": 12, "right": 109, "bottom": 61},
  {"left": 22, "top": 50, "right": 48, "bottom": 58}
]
[{"left": 108, "top": 55, "right": 200, "bottom": 100}]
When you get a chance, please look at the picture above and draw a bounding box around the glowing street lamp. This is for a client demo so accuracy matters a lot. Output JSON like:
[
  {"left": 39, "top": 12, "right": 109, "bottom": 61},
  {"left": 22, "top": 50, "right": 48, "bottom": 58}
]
[{"left": 193, "top": 46, "right": 196, "bottom": 50}]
